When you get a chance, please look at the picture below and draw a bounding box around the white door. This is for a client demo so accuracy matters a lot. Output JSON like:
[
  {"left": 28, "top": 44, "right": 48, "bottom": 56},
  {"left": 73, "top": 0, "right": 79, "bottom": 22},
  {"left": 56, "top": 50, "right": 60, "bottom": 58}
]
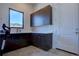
[{"left": 54, "top": 4, "right": 79, "bottom": 54}]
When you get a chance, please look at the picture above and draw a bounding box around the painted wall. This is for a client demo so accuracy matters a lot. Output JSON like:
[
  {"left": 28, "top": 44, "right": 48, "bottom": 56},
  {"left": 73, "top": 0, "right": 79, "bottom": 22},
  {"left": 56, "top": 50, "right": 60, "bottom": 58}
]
[
  {"left": 31, "top": 3, "right": 79, "bottom": 54},
  {"left": 0, "top": 3, "right": 33, "bottom": 33}
]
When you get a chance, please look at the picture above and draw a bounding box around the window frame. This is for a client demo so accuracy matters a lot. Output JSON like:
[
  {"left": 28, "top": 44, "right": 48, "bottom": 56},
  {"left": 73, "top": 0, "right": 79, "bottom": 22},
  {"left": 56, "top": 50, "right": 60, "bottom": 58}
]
[{"left": 9, "top": 8, "right": 24, "bottom": 29}]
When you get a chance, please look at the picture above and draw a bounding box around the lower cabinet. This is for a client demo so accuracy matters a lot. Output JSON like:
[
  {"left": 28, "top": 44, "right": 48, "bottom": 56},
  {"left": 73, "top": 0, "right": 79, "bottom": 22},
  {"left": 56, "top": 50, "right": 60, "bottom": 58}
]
[
  {"left": 0, "top": 33, "right": 52, "bottom": 53},
  {"left": 32, "top": 33, "right": 52, "bottom": 51},
  {"left": 3, "top": 34, "right": 31, "bottom": 53}
]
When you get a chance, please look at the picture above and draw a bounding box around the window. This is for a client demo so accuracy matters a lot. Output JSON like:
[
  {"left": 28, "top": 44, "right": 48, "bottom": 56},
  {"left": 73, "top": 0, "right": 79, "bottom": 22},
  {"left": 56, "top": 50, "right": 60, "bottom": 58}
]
[{"left": 9, "top": 8, "right": 24, "bottom": 28}]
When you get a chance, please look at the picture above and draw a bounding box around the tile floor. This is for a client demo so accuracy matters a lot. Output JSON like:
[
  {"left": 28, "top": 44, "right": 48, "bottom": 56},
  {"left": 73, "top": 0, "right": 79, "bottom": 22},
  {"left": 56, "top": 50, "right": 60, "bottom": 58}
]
[{"left": 3, "top": 46, "right": 76, "bottom": 56}]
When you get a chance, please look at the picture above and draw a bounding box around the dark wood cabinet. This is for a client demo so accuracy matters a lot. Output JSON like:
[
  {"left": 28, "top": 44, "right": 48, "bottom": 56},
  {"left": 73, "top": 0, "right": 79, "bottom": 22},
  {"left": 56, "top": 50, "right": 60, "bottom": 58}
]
[
  {"left": 32, "top": 33, "right": 52, "bottom": 51},
  {"left": 0, "top": 33, "right": 31, "bottom": 53},
  {"left": 31, "top": 5, "right": 52, "bottom": 27},
  {"left": 0, "top": 33, "right": 52, "bottom": 53}
]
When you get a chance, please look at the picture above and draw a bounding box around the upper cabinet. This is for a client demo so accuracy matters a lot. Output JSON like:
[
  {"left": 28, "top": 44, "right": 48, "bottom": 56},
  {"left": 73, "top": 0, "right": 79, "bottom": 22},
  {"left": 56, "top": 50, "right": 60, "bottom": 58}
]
[{"left": 30, "top": 5, "right": 52, "bottom": 27}]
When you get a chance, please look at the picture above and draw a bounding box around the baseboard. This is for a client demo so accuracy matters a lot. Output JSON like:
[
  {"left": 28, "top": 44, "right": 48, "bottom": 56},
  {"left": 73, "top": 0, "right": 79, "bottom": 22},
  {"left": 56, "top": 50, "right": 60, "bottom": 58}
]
[{"left": 56, "top": 48, "right": 79, "bottom": 56}]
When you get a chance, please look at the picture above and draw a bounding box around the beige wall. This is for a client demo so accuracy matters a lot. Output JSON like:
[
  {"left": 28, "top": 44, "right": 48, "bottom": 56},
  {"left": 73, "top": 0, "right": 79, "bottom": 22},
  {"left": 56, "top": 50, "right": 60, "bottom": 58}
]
[
  {"left": 31, "top": 3, "right": 79, "bottom": 54},
  {"left": 0, "top": 3, "right": 33, "bottom": 33}
]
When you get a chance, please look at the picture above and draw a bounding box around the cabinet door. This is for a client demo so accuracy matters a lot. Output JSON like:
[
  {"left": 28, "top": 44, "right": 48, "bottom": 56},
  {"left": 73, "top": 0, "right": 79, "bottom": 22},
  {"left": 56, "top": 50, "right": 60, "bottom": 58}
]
[
  {"left": 32, "top": 35, "right": 41, "bottom": 47},
  {"left": 39, "top": 34, "right": 52, "bottom": 50}
]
